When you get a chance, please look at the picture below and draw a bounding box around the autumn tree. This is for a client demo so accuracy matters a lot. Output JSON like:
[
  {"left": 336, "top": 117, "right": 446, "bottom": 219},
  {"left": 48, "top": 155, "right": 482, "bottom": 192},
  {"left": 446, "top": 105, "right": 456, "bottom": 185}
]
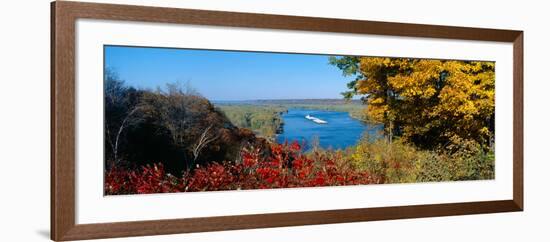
[
  {"left": 138, "top": 83, "right": 229, "bottom": 170},
  {"left": 103, "top": 71, "right": 268, "bottom": 174},
  {"left": 331, "top": 56, "right": 495, "bottom": 150}
]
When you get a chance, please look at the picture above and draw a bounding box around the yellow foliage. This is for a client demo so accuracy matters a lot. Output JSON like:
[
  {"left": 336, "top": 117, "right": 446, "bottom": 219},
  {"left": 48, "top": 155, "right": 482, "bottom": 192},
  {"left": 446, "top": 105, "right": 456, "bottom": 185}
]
[{"left": 353, "top": 57, "right": 495, "bottom": 149}]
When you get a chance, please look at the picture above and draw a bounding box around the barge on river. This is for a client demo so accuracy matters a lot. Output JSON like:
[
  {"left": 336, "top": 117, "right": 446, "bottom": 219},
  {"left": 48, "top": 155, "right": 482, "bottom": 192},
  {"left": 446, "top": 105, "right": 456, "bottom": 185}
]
[{"left": 305, "top": 114, "right": 328, "bottom": 124}]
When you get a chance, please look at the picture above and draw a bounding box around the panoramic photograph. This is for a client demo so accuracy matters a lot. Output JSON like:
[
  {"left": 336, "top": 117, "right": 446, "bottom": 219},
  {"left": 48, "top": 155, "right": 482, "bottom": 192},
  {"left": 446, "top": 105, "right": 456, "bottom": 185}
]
[{"left": 103, "top": 46, "right": 495, "bottom": 195}]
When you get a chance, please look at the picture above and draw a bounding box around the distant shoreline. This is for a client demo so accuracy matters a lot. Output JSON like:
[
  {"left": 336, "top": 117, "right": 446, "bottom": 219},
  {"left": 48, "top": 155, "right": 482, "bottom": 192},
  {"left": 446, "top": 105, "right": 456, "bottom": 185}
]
[
  {"left": 213, "top": 99, "right": 370, "bottom": 123},
  {"left": 212, "top": 98, "right": 363, "bottom": 106}
]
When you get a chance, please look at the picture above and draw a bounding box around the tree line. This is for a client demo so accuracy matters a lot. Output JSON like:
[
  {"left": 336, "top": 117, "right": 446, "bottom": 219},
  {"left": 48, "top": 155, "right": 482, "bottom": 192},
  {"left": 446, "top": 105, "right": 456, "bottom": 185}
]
[{"left": 104, "top": 70, "right": 266, "bottom": 174}]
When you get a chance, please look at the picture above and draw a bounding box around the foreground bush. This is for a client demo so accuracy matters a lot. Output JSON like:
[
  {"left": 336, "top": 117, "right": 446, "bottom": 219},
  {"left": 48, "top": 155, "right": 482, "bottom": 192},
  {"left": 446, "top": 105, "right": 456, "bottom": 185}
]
[
  {"left": 351, "top": 138, "right": 419, "bottom": 184},
  {"left": 415, "top": 139, "right": 495, "bottom": 182},
  {"left": 105, "top": 142, "right": 378, "bottom": 195},
  {"left": 105, "top": 138, "right": 495, "bottom": 195},
  {"left": 351, "top": 137, "right": 494, "bottom": 184}
]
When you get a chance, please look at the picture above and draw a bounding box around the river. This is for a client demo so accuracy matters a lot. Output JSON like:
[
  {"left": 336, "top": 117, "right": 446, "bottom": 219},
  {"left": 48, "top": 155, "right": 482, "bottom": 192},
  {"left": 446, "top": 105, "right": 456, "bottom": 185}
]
[{"left": 276, "top": 109, "right": 382, "bottom": 150}]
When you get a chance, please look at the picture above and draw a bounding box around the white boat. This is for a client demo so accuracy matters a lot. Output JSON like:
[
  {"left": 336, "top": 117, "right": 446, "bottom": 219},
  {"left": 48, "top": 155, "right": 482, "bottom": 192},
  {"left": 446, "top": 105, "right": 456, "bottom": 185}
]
[
  {"left": 305, "top": 115, "right": 327, "bottom": 124},
  {"left": 312, "top": 119, "right": 327, "bottom": 124}
]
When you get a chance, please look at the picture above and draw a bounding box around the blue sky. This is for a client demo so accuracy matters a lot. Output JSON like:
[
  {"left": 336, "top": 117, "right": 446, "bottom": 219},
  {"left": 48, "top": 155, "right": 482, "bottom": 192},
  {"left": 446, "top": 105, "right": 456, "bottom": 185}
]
[{"left": 104, "top": 46, "right": 353, "bottom": 101}]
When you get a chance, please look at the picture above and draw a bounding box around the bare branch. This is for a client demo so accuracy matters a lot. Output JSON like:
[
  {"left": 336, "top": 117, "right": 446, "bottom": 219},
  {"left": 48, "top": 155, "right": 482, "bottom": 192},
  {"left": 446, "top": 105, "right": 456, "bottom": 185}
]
[
  {"left": 112, "top": 105, "right": 143, "bottom": 163},
  {"left": 192, "top": 124, "right": 220, "bottom": 163}
]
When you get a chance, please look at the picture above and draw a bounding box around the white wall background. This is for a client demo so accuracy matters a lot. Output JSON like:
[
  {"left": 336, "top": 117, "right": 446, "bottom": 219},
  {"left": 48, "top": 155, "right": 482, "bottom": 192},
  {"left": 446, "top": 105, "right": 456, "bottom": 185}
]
[{"left": 0, "top": 0, "right": 547, "bottom": 241}]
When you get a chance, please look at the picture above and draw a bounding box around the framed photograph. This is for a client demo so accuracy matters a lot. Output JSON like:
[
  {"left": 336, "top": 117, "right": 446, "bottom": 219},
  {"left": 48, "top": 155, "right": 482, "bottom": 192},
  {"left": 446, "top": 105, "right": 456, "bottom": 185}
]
[{"left": 51, "top": 1, "right": 523, "bottom": 241}]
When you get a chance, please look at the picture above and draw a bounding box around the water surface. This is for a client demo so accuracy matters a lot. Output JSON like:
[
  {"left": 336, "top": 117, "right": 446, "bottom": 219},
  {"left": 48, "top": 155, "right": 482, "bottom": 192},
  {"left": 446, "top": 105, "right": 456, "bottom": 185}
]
[{"left": 276, "top": 109, "right": 382, "bottom": 150}]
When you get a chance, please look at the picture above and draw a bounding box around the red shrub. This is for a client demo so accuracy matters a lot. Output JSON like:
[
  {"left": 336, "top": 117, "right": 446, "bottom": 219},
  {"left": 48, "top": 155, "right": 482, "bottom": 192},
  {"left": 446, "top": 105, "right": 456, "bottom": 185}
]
[{"left": 105, "top": 141, "right": 379, "bottom": 195}]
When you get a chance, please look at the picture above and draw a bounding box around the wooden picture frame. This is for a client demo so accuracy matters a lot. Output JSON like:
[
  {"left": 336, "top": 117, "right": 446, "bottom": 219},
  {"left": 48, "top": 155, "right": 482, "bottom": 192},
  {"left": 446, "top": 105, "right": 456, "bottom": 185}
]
[{"left": 51, "top": 1, "right": 523, "bottom": 241}]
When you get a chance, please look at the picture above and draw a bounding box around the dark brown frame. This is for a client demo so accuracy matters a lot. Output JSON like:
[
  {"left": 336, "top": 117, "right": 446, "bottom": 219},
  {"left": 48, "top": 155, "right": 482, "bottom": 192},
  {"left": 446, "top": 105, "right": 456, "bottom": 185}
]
[{"left": 51, "top": 1, "right": 523, "bottom": 241}]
